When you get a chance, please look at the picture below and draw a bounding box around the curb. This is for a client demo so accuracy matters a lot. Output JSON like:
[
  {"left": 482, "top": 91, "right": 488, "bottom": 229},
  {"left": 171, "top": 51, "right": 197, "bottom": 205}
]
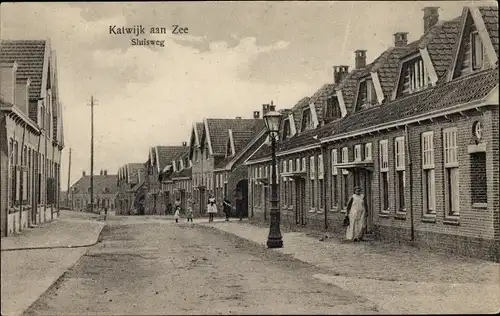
[{"left": 1, "top": 224, "right": 106, "bottom": 252}]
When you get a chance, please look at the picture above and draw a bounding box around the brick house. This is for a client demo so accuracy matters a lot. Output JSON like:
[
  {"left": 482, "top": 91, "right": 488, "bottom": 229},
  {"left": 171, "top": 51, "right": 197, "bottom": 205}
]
[
  {"left": 189, "top": 115, "right": 266, "bottom": 217},
  {"left": 116, "top": 163, "right": 145, "bottom": 215},
  {"left": 246, "top": 6, "right": 499, "bottom": 261},
  {"left": 0, "top": 39, "right": 65, "bottom": 237},
  {"left": 166, "top": 152, "right": 193, "bottom": 213},
  {"left": 69, "top": 170, "right": 118, "bottom": 213},
  {"left": 144, "top": 145, "right": 188, "bottom": 215}
]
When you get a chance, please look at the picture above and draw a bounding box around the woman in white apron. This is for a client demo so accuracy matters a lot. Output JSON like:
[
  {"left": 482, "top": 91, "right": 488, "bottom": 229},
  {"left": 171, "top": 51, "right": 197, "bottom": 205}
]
[
  {"left": 207, "top": 196, "right": 218, "bottom": 222},
  {"left": 345, "top": 187, "right": 367, "bottom": 242}
]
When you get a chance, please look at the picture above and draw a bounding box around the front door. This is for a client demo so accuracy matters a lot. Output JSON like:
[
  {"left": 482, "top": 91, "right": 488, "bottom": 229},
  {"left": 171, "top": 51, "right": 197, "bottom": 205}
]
[
  {"left": 357, "top": 169, "right": 374, "bottom": 233},
  {"left": 180, "top": 190, "right": 186, "bottom": 212},
  {"left": 295, "top": 178, "right": 306, "bottom": 225},
  {"left": 199, "top": 188, "right": 205, "bottom": 214}
]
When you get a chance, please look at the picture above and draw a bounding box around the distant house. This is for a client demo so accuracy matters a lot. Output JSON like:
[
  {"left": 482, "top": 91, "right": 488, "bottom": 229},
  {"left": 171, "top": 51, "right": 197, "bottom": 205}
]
[
  {"left": 69, "top": 170, "right": 118, "bottom": 213},
  {"left": 116, "top": 163, "right": 145, "bottom": 215}
]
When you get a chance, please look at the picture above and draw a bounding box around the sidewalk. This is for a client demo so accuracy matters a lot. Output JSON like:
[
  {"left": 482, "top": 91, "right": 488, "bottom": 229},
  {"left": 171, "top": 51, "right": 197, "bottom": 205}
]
[
  {"left": 1, "top": 211, "right": 105, "bottom": 316},
  {"left": 199, "top": 221, "right": 500, "bottom": 314}
]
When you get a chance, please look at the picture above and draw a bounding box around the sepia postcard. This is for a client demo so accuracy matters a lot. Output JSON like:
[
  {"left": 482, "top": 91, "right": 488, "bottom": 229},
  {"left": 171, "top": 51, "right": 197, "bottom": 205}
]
[{"left": 0, "top": 1, "right": 499, "bottom": 315}]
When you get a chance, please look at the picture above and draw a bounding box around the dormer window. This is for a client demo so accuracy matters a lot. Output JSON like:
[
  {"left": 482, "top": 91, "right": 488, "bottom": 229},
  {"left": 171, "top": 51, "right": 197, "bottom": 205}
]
[
  {"left": 398, "top": 56, "right": 429, "bottom": 96},
  {"left": 471, "top": 31, "right": 484, "bottom": 71},
  {"left": 356, "top": 78, "right": 376, "bottom": 110},
  {"left": 282, "top": 119, "right": 291, "bottom": 140},
  {"left": 325, "top": 96, "right": 342, "bottom": 120},
  {"left": 301, "top": 109, "right": 313, "bottom": 132}
]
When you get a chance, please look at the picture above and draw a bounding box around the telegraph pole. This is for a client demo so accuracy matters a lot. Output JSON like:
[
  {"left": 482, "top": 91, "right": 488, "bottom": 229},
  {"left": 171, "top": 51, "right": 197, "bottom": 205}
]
[
  {"left": 67, "top": 148, "right": 71, "bottom": 209},
  {"left": 89, "top": 96, "right": 97, "bottom": 214}
]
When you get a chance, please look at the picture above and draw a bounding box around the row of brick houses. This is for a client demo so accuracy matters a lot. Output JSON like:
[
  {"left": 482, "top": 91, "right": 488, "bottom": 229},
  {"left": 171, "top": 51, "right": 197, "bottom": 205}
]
[
  {"left": 0, "top": 39, "right": 65, "bottom": 237},
  {"left": 245, "top": 6, "right": 499, "bottom": 261}
]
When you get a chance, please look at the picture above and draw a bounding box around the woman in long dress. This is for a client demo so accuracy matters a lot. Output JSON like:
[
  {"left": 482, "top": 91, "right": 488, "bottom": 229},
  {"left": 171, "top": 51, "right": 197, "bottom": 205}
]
[
  {"left": 345, "top": 187, "right": 367, "bottom": 242},
  {"left": 207, "top": 196, "right": 218, "bottom": 222}
]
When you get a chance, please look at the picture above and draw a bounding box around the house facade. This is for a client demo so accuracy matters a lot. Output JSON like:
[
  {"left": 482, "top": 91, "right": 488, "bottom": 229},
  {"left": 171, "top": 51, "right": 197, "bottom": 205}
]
[
  {"left": 116, "top": 163, "right": 145, "bottom": 215},
  {"left": 246, "top": 6, "right": 499, "bottom": 261},
  {"left": 0, "top": 39, "right": 65, "bottom": 237},
  {"left": 144, "top": 144, "right": 189, "bottom": 215},
  {"left": 189, "top": 114, "right": 266, "bottom": 217},
  {"left": 69, "top": 170, "right": 118, "bottom": 213}
]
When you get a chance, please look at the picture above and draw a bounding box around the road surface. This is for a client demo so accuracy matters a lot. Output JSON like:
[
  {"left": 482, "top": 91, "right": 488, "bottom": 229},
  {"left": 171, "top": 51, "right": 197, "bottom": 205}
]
[{"left": 24, "top": 218, "right": 381, "bottom": 315}]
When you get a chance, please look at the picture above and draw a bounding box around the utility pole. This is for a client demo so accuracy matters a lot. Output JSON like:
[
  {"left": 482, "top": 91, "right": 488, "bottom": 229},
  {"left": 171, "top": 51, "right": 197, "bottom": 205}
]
[
  {"left": 67, "top": 148, "right": 71, "bottom": 209},
  {"left": 88, "top": 96, "right": 97, "bottom": 214}
]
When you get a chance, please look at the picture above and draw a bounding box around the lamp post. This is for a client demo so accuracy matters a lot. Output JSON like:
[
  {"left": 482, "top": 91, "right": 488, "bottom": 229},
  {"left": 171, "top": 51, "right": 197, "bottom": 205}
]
[{"left": 263, "top": 109, "right": 283, "bottom": 248}]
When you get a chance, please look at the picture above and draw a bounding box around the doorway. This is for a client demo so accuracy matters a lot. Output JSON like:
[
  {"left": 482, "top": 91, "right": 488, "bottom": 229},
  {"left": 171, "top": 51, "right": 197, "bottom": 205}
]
[
  {"left": 295, "top": 178, "right": 306, "bottom": 225},
  {"left": 199, "top": 188, "right": 206, "bottom": 214},
  {"left": 352, "top": 168, "right": 374, "bottom": 233},
  {"left": 235, "top": 179, "right": 248, "bottom": 218}
]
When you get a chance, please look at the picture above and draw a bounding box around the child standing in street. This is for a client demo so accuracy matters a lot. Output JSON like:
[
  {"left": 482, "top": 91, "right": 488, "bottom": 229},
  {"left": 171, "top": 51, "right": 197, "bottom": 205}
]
[
  {"left": 186, "top": 199, "right": 194, "bottom": 223},
  {"left": 174, "top": 205, "right": 180, "bottom": 223}
]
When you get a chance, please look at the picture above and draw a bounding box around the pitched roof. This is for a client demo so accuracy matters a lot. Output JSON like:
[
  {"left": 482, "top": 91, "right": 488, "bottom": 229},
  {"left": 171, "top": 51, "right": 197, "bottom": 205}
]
[
  {"left": 309, "top": 84, "right": 336, "bottom": 123},
  {"left": 479, "top": 6, "right": 499, "bottom": 58},
  {"left": 155, "top": 146, "right": 188, "bottom": 170},
  {"left": 248, "top": 67, "right": 497, "bottom": 160},
  {"left": 195, "top": 122, "right": 204, "bottom": 143},
  {"left": 371, "top": 47, "right": 408, "bottom": 100},
  {"left": 336, "top": 69, "right": 365, "bottom": 112},
  {"left": 172, "top": 167, "right": 192, "bottom": 179},
  {"left": 71, "top": 174, "right": 119, "bottom": 195},
  {"left": 0, "top": 40, "right": 46, "bottom": 100},
  {"left": 205, "top": 118, "right": 263, "bottom": 155},
  {"left": 126, "top": 163, "right": 144, "bottom": 184}
]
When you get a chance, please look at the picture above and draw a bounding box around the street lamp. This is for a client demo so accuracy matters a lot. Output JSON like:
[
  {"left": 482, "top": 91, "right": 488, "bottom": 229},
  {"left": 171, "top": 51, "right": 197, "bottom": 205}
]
[{"left": 263, "top": 109, "right": 283, "bottom": 248}]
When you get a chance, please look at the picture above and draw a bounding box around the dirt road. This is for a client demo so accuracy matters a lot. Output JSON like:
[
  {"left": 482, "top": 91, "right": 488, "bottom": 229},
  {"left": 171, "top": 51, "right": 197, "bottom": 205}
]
[{"left": 24, "top": 219, "right": 381, "bottom": 315}]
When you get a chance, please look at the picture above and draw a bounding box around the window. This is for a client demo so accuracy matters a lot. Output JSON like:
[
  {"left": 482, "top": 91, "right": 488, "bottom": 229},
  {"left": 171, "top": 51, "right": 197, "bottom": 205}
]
[
  {"left": 282, "top": 119, "right": 291, "bottom": 140},
  {"left": 318, "top": 155, "right": 324, "bottom": 180},
  {"left": 310, "top": 156, "right": 316, "bottom": 208},
  {"left": 288, "top": 160, "right": 293, "bottom": 174},
  {"left": 471, "top": 31, "right": 484, "bottom": 71},
  {"left": 295, "top": 158, "right": 300, "bottom": 172},
  {"left": 379, "top": 140, "right": 389, "bottom": 212},
  {"left": 354, "top": 145, "right": 362, "bottom": 162},
  {"left": 325, "top": 96, "right": 342, "bottom": 120},
  {"left": 301, "top": 109, "right": 313, "bottom": 132},
  {"left": 301, "top": 158, "right": 306, "bottom": 172},
  {"left": 394, "top": 137, "right": 406, "bottom": 212},
  {"left": 341, "top": 147, "right": 348, "bottom": 175},
  {"left": 357, "top": 79, "right": 376, "bottom": 108},
  {"left": 399, "top": 57, "right": 429, "bottom": 96},
  {"left": 364, "top": 143, "right": 372, "bottom": 161},
  {"left": 331, "top": 149, "right": 338, "bottom": 175},
  {"left": 443, "top": 128, "right": 459, "bottom": 216},
  {"left": 422, "top": 132, "right": 436, "bottom": 214},
  {"left": 282, "top": 161, "right": 287, "bottom": 174},
  {"left": 470, "top": 152, "right": 487, "bottom": 204}
]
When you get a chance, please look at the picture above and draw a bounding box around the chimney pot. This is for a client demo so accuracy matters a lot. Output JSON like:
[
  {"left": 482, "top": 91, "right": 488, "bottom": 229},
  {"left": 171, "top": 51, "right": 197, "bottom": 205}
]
[
  {"left": 423, "top": 7, "right": 440, "bottom": 34},
  {"left": 104, "top": 170, "right": 107, "bottom": 175},
  {"left": 354, "top": 50, "right": 367, "bottom": 69},
  {"left": 235, "top": 116, "right": 242, "bottom": 119},
  {"left": 253, "top": 111, "right": 260, "bottom": 119},
  {"left": 182, "top": 141, "right": 187, "bottom": 147},
  {"left": 100, "top": 170, "right": 103, "bottom": 175},
  {"left": 393, "top": 32, "right": 409, "bottom": 47},
  {"left": 82, "top": 171, "right": 86, "bottom": 177},
  {"left": 262, "top": 104, "right": 270, "bottom": 116},
  {"left": 333, "top": 65, "right": 350, "bottom": 84}
]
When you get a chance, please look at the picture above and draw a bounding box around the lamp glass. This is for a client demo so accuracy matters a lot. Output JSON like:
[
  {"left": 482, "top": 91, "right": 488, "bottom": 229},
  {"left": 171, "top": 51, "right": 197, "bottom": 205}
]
[{"left": 263, "top": 111, "right": 281, "bottom": 134}]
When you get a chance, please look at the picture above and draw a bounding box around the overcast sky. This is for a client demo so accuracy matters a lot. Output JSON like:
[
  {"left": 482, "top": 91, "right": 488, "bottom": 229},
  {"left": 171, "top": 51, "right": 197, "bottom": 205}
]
[{"left": 0, "top": 1, "right": 496, "bottom": 189}]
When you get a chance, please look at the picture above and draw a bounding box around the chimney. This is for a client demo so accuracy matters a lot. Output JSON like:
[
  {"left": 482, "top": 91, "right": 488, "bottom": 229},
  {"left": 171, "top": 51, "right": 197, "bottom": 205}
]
[
  {"left": 82, "top": 171, "right": 86, "bottom": 177},
  {"left": 269, "top": 100, "right": 276, "bottom": 112},
  {"left": 182, "top": 141, "right": 187, "bottom": 146},
  {"left": 15, "top": 78, "right": 30, "bottom": 115},
  {"left": 100, "top": 169, "right": 103, "bottom": 175},
  {"left": 423, "top": 7, "right": 439, "bottom": 34},
  {"left": 104, "top": 170, "right": 107, "bottom": 175},
  {"left": 355, "top": 50, "right": 367, "bottom": 69},
  {"left": 262, "top": 104, "right": 270, "bottom": 116},
  {"left": 253, "top": 111, "right": 260, "bottom": 119},
  {"left": 235, "top": 116, "right": 242, "bottom": 119},
  {"left": 393, "top": 32, "right": 408, "bottom": 47},
  {"left": 333, "top": 66, "right": 349, "bottom": 85},
  {"left": 0, "top": 61, "right": 18, "bottom": 104}
]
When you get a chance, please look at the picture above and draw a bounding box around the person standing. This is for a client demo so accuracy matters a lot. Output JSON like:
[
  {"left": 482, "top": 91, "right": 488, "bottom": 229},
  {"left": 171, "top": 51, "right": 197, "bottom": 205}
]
[
  {"left": 222, "top": 198, "right": 232, "bottom": 221},
  {"left": 174, "top": 205, "right": 180, "bottom": 223},
  {"left": 345, "top": 186, "right": 368, "bottom": 242},
  {"left": 207, "top": 196, "right": 217, "bottom": 222},
  {"left": 186, "top": 198, "right": 194, "bottom": 223}
]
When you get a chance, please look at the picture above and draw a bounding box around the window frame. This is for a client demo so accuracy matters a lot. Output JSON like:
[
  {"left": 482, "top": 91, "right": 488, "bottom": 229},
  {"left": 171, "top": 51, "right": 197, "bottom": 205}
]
[
  {"left": 470, "top": 31, "right": 484, "bottom": 71},
  {"left": 443, "top": 128, "right": 460, "bottom": 217},
  {"left": 421, "top": 131, "right": 436, "bottom": 215},
  {"left": 354, "top": 144, "right": 362, "bottom": 162}
]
